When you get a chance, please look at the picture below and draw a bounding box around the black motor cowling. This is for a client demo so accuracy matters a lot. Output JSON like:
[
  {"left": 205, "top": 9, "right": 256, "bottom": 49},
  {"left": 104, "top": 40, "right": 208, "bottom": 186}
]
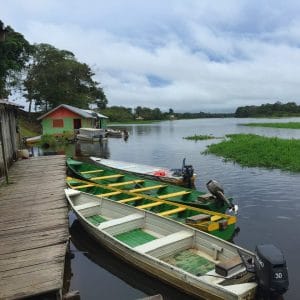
[
  {"left": 255, "top": 244, "right": 289, "bottom": 296},
  {"left": 181, "top": 158, "right": 194, "bottom": 188},
  {"left": 206, "top": 179, "right": 236, "bottom": 212}
]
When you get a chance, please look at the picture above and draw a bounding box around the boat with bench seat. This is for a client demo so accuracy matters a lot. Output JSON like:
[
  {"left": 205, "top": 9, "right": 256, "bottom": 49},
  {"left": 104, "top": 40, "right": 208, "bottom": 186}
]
[
  {"left": 90, "top": 156, "right": 196, "bottom": 187},
  {"left": 65, "top": 189, "right": 289, "bottom": 299},
  {"left": 67, "top": 176, "right": 237, "bottom": 240},
  {"left": 67, "top": 158, "right": 236, "bottom": 214}
]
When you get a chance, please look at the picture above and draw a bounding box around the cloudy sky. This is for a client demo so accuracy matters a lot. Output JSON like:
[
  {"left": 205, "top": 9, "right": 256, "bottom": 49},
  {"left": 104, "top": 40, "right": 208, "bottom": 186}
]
[{"left": 2, "top": 0, "right": 300, "bottom": 112}]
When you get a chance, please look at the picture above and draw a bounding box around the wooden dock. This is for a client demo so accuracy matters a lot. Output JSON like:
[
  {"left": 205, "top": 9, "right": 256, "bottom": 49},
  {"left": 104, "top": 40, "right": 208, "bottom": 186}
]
[{"left": 0, "top": 155, "right": 69, "bottom": 300}]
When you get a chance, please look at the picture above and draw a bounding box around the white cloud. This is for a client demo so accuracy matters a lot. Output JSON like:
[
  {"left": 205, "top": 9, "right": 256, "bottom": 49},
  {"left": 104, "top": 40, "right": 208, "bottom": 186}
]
[{"left": 2, "top": 0, "right": 300, "bottom": 112}]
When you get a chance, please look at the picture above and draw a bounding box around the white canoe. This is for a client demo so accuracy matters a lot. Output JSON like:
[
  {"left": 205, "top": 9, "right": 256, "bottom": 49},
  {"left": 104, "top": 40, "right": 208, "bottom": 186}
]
[
  {"left": 90, "top": 156, "right": 196, "bottom": 187},
  {"left": 65, "top": 189, "right": 257, "bottom": 299}
]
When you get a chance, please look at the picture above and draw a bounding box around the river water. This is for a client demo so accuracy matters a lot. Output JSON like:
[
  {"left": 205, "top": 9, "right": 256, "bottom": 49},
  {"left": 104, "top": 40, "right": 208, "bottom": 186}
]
[{"left": 42, "top": 117, "right": 300, "bottom": 300}]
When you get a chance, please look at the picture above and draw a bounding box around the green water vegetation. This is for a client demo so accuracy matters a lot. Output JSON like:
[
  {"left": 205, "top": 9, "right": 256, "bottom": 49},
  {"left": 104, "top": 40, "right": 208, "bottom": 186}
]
[
  {"left": 38, "top": 133, "right": 73, "bottom": 148},
  {"left": 204, "top": 134, "right": 300, "bottom": 172},
  {"left": 184, "top": 134, "right": 217, "bottom": 141},
  {"left": 242, "top": 122, "right": 300, "bottom": 129}
]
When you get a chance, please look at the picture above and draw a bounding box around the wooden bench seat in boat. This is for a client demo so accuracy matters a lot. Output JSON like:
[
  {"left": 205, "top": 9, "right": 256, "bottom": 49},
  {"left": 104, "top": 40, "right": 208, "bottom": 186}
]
[
  {"left": 72, "top": 183, "right": 95, "bottom": 189},
  {"left": 91, "top": 174, "right": 124, "bottom": 180},
  {"left": 137, "top": 201, "right": 164, "bottom": 209},
  {"left": 75, "top": 202, "right": 100, "bottom": 210},
  {"left": 108, "top": 179, "right": 144, "bottom": 187},
  {"left": 158, "top": 191, "right": 191, "bottom": 199},
  {"left": 130, "top": 184, "right": 166, "bottom": 193},
  {"left": 211, "top": 215, "right": 223, "bottom": 222},
  {"left": 135, "top": 230, "right": 194, "bottom": 255},
  {"left": 96, "top": 191, "right": 122, "bottom": 198},
  {"left": 215, "top": 255, "right": 243, "bottom": 277},
  {"left": 99, "top": 213, "right": 145, "bottom": 235},
  {"left": 81, "top": 169, "right": 104, "bottom": 174},
  {"left": 158, "top": 207, "right": 186, "bottom": 216},
  {"left": 118, "top": 196, "right": 143, "bottom": 203},
  {"left": 185, "top": 214, "right": 211, "bottom": 224}
]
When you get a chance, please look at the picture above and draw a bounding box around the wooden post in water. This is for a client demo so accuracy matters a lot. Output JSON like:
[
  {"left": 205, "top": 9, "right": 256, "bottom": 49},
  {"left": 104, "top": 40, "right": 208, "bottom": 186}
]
[{"left": 0, "top": 120, "right": 9, "bottom": 183}]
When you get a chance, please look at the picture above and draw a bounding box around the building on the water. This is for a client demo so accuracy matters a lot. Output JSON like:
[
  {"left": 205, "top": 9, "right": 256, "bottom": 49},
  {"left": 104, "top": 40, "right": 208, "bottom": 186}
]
[
  {"left": 0, "top": 99, "right": 21, "bottom": 178},
  {"left": 37, "top": 104, "right": 108, "bottom": 136}
]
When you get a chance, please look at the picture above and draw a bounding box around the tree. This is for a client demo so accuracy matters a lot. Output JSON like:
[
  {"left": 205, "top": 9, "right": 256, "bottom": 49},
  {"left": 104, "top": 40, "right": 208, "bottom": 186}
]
[
  {"left": 24, "top": 43, "right": 107, "bottom": 112},
  {"left": 102, "top": 106, "right": 134, "bottom": 122},
  {"left": 0, "top": 21, "right": 32, "bottom": 98}
]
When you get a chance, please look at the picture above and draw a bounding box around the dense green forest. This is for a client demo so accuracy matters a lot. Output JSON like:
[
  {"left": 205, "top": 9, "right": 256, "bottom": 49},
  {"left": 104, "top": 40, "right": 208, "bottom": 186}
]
[
  {"left": 102, "top": 106, "right": 234, "bottom": 122},
  {"left": 235, "top": 102, "right": 300, "bottom": 117}
]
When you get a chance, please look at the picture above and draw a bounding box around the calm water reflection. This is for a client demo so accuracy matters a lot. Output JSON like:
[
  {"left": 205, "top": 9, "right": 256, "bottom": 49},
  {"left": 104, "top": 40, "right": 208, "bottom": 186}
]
[{"left": 36, "top": 118, "right": 300, "bottom": 299}]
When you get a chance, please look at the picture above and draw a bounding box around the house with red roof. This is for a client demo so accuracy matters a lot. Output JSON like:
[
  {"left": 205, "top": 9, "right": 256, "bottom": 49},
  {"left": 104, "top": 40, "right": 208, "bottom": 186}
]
[{"left": 37, "top": 104, "right": 108, "bottom": 136}]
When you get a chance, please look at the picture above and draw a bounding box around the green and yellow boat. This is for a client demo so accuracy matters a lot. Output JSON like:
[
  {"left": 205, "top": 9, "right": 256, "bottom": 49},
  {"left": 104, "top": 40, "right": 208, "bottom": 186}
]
[
  {"left": 67, "top": 158, "right": 236, "bottom": 214},
  {"left": 67, "top": 176, "right": 237, "bottom": 240}
]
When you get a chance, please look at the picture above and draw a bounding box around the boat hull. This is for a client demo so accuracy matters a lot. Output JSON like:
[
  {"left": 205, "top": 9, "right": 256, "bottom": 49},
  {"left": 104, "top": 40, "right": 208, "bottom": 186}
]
[
  {"left": 66, "top": 176, "right": 237, "bottom": 241},
  {"left": 90, "top": 156, "right": 196, "bottom": 187},
  {"left": 66, "top": 191, "right": 256, "bottom": 300}
]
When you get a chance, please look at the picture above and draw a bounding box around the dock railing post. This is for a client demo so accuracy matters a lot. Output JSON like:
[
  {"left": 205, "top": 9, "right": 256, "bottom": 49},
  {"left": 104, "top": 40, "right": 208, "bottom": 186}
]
[{"left": 0, "top": 120, "right": 9, "bottom": 184}]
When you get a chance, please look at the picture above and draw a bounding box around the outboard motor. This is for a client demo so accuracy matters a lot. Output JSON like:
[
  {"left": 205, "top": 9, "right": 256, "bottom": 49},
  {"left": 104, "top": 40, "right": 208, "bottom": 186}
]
[
  {"left": 181, "top": 158, "right": 194, "bottom": 188},
  {"left": 206, "top": 179, "right": 237, "bottom": 212},
  {"left": 255, "top": 244, "right": 289, "bottom": 296}
]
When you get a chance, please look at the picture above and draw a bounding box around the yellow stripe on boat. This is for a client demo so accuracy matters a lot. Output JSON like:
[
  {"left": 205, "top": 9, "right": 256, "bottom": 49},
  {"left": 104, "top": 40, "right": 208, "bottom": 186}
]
[
  {"left": 137, "top": 201, "right": 164, "bottom": 209},
  {"left": 72, "top": 184, "right": 95, "bottom": 189},
  {"left": 91, "top": 174, "right": 124, "bottom": 180},
  {"left": 118, "top": 196, "right": 143, "bottom": 203},
  {"left": 158, "top": 207, "right": 186, "bottom": 216},
  {"left": 211, "top": 215, "right": 223, "bottom": 222},
  {"left": 81, "top": 170, "right": 104, "bottom": 174},
  {"left": 96, "top": 191, "right": 121, "bottom": 198},
  {"left": 158, "top": 191, "right": 191, "bottom": 199},
  {"left": 130, "top": 184, "right": 166, "bottom": 193},
  {"left": 108, "top": 179, "right": 144, "bottom": 187}
]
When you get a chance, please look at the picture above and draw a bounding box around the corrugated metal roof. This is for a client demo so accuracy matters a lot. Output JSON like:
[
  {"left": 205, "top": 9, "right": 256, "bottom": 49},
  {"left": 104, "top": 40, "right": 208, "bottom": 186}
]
[
  {"left": 83, "top": 109, "right": 108, "bottom": 119},
  {"left": 0, "top": 99, "right": 23, "bottom": 108},
  {"left": 37, "top": 104, "right": 108, "bottom": 120}
]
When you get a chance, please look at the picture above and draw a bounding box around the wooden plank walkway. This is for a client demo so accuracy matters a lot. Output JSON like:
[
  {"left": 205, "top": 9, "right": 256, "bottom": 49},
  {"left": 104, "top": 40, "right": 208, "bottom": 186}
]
[{"left": 0, "top": 155, "right": 69, "bottom": 300}]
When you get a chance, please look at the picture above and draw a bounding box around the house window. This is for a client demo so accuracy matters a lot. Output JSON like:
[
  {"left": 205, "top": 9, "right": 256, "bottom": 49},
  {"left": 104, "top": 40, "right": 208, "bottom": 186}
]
[{"left": 53, "top": 119, "right": 64, "bottom": 128}]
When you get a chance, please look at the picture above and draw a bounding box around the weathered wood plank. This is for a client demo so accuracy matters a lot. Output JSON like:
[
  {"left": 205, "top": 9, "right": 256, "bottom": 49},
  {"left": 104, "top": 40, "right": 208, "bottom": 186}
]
[{"left": 0, "top": 155, "right": 69, "bottom": 299}]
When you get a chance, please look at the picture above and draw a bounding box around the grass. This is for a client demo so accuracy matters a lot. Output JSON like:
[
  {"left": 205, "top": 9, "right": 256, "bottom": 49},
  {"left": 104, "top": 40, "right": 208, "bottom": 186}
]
[
  {"left": 183, "top": 134, "right": 217, "bottom": 141},
  {"left": 204, "top": 134, "right": 300, "bottom": 172},
  {"left": 242, "top": 122, "right": 300, "bottom": 129},
  {"left": 18, "top": 118, "right": 41, "bottom": 137}
]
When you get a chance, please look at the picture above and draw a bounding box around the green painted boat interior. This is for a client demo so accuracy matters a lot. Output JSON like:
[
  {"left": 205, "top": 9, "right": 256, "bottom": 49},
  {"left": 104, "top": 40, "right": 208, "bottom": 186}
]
[
  {"left": 87, "top": 215, "right": 107, "bottom": 226},
  {"left": 163, "top": 249, "right": 215, "bottom": 276},
  {"left": 67, "top": 158, "right": 234, "bottom": 213},
  {"left": 115, "top": 228, "right": 157, "bottom": 247},
  {"left": 146, "top": 203, "right": 177, "bottom": 212}
]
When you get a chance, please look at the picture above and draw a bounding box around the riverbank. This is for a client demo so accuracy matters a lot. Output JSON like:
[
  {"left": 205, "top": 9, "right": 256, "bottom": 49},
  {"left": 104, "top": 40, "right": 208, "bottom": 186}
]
[{"left": 204, "top": 133, "right": 300, "bottom": 172}]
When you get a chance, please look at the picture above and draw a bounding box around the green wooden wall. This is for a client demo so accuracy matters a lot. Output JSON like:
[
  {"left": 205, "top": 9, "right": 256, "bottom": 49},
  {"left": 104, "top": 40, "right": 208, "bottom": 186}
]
[{"left": 41, "top": 117, "right": 107, "bottom": 135}]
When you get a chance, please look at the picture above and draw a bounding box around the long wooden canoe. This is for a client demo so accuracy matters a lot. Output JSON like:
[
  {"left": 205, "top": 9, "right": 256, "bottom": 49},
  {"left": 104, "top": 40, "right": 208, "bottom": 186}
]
[
  {"left": 67, "top": 158, "right": 235, "bottom": 214},
  {"left": 90, "top": 156, "right": 196, "bottom": 187},
  {"left": 67, "top": 176, "right": 237, "bottom": 241},
  {"left": 65, "top": 189, "right": 257, "bottom": 300}
]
